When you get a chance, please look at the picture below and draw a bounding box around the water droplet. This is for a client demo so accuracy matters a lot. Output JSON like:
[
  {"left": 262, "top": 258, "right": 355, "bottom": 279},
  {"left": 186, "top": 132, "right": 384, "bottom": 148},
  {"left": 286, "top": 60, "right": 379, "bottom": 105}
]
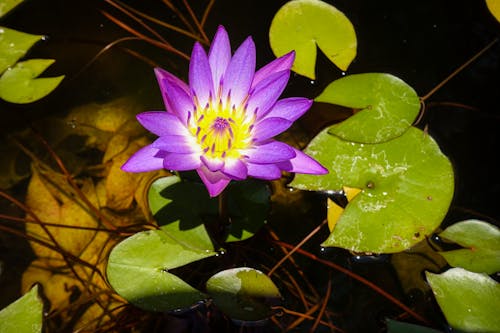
[{"left": 341, "top": 71, "right": 346, "bottom": 76}]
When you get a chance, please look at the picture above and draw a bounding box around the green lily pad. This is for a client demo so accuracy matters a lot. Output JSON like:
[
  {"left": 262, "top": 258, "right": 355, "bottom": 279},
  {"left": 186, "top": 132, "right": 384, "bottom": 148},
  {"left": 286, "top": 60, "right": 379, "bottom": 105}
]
[
  {"left": 0, "top": 285, "right": 43, "bottom": 333},
  {"left": 438, "top": 220, "right": 500, "bottom": 274},
  {"left": 291, "top": 127, "right": 454, "bottom": 253},
  {"left": 148, "top": 176, "right": 269, "bottom": 243},
  {"left": 386, "top": 319, "right": 441, "bottom": 333},
  {"left": 426, "top": 268, "right": 500, "bottom": 332},
  {"left": 269, "top": 0, "right": 356, "bottom": 79},
  {"left": 0, "top": 59, "right": 64, "bottom": 103},
  {"left": 0, "top": 0, "right": 24, "bottom": 18},
  {"left": 106, "top": 229, "right": 216, "bottom": 312},
  {"left": 0, "top": 27, "right": 42, "bottom": 73},
  {"left": 316, "top": 73, "right": 420, "bottom": 143},
  {"left": 206, "top": 267, "right": 281, "bottom": 321}
]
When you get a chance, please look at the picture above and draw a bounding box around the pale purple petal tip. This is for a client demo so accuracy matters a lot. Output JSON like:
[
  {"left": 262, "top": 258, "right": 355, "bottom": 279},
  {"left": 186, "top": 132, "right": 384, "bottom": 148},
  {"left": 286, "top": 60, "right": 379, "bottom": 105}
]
[
  {"left": 161, "top": 78, "right": 195, "bottom": 125},
  {"left": 252, "top": 117, "right": 293, "bottom": 142},
  {"left": 244, "top": 141, "right": 296, "bottom": 164},
  {"left": 154, "top": 67, "right": 190, "bottom": 111},
  {"left": 190, "top": 42, "right": 214, "bottom": 105},
  {"left": 162, "top": 152, "right": 201, "bottom": 171},
  {"left": 278, "top": 148, "right": 328, "bottom": 175},
  {"left": 209, "top": 25, "right": 231, "bottom": 93},
  {"left": 264, "top": 98, "right": 313, "bottom": 122},
  {"left": 222, "top": 158, "right": 248, "bottom": 180},
  {"left": 121, "top": 145, "right": 164, "bottom": 172},
  {"left": 197, "top": 166, "right": 231, "bottom": 197},
  {"left": 246, "top": 163, "right": 282, "bottom": 180},
  {"left": 222, "top": 36, "right": 256, "bottom": 108},
  {"left": 252, "top": 51, "right": 295, "bottom": 88},
  {"left": 246, "top": 70, "right": 290, "bottom": 119},
  {"left": 136, "top": 111, "right": 188, "bottom": 137}
]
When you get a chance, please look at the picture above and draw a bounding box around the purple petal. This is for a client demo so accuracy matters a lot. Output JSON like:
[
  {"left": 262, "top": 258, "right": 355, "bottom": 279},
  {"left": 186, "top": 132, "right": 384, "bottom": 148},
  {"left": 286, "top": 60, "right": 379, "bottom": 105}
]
[
  {"left": 190, "top": 42, "right": 214, "bottom": 106},
  {"left": 151, "top": 135, "right": 199, "bottom": 153},
  {"left": 197, "top": 166, "right": 231, "bottom": 197},
  {"left": 222, "top": 158, "right": 248, "bottom": 180},
  {"left": 121, "top": 145, "right": 164, "bottom": 172},
  {"left": 154, "top": 68, "right": 190, "bottom": 112},
  {"left": 263, "top": 98, "right": 313, "bottom": 122},
  {"left": 163, "top": 152, "right": 201, "bottom": 171},
  {"left": 161, "top": 78, "right": 195, "bottom": 125},
  {"left": 200, "top": 155, "right": 224, "bottom": 172},
  {"left": 246, "top": 163, "right": 282, "bottom": 180},
  {"left": 277, "top": 148, "right": 328, "bottom": 175},
  {"left": 222, "top": 36, "right": 256, "bottom": 108},
  {"left": 246, "top": 70, "right": 290, "bottom": 119},
  {"left": 252, "top": 51, "right": 294, "bottom": 89},
  {"left": 209, "top": 25, "right": 231, "bottom": 93},
  {"left": 244, "top": 141, "right": 296, "bottom": 163},
  {"left": 136, "top": 111, "right": 188, "bottom": 137},
  {"left": 252, "top": 117, "right": 293, "bottom": 142}
]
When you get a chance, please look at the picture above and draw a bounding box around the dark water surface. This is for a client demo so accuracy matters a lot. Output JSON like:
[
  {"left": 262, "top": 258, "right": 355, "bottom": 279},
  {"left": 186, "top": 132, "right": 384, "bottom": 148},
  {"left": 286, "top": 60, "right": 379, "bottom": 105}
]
[{"left": 1, "top": 0, "right": 499, "bottom": 332}]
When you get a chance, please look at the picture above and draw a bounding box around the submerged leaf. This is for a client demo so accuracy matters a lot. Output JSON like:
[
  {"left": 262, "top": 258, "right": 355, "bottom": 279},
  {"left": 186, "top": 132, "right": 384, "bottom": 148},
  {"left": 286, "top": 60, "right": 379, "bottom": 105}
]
[
  {"left": 0, "top": 285, "right": 43, "bottom": 333},
  {"left": 386, "top": 319, "right": 441, "bottom": 333},
  {"left": 316, "top": 73, "right": 420, "bottom": 143},
  {"left": 291, "top": 127, "right": 454, "bottom": 253},
  {"left": 486, "top": 0, "right": 500, "bottom": 23},
  {"left": 438, "top": 220, "right": 500, "bottom": 274},
  {"left": 269, "top": 0, "right": 356, "bottom": 79},
  {"left": 0, "top": 59, "right": 64, "bottom": 103},
  {"left": 107, "top": 229, "right": 216, "bottom": 312},
  {"left": 206, "top": 267, "right": 281, "bottom": 321},
  {"left": 426, "top": 268, "right": 500, "bottom": 332},
  {"left": 0, "top": 26, "right": 42, "bottom": 73}
]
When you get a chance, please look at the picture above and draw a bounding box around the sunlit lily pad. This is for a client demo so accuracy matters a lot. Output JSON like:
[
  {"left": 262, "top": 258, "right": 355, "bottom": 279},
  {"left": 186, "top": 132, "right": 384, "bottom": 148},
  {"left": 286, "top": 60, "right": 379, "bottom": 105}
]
[
  {"left": 316, "top": 73, "right": 420, "bottom": 143},
  {"left": 0, "top": 59, "right": 64, "bottom": 103},
  {"left": 206, "top": 267, "right": 281, "bottom": 321},
  {"left": 0, "top": 0, "right": 23, "bottom": 18},
  {"left": 426, "top": 268, "right": 500, "bottom": 332},
  {"left": 0, "top": 285, "right": 43, "bottom": 333},
  {"left": 269, "top": 0, "right": 356, "bottom": 79},
  {"left": 291, "top": 127, "right": 454, "bottom": 253},
  {"left": 0, "top": 26, "right": 42, "bottom": 73},
  {"left": 148, "top": 176, "right": 269, "bottom": 243},
  {"left": 438, "top": 220, "right": 500, "bottom": 274},
  {"left": 107, "top": 229, "right": 216, "bottom": 312}
]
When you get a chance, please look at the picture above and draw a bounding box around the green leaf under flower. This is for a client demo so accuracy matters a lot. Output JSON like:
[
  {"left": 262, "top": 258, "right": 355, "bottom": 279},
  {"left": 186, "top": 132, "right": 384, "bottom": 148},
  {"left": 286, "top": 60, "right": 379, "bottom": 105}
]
[
  {"left": 426, "top": 268, "right": 500, "bottom": 332},
  {"left": 106, "top": 229, "right": 216, "bottom": 312},
  {"left": 0, "top": 59, "right": 64, "bottom": 103},
  {"left": 269, "top": 0, "right": 356, "bottom": 79},
  {"left": 438, "top": 219, "right": 500, "bottom": 274},
  {"left": 316, "top": 73, "right": 420, "bottom": 143},
  {"left": 206, "top": 267, "right": 281, "bottom": 322},
  {"left": 0, "top": 0, "right": 23, "bottom": 18},
  {"left": 0, "top": 285, "right": 43, "bottom": 333},
  {"left": 291, "top": 127, "right": 454, "bottom": 253},
  {"left": 386, "top": 319, "right": 441, "bottom": 333},
  {"left": 148, "top": 176, "right": 269, "bottom": 243}
]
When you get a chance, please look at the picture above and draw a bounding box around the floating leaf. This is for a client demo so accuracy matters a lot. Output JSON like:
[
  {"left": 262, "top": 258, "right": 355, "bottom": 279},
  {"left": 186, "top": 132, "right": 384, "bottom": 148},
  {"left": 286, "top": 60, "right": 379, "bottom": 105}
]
[
  {"left": 486, "top": 0, "right": 500, "bottom": 23},
  {"left": 149, "top": 176, "right": 269, "bottom": 244},
  {"left": 0, "top": 285, "right": 43, "bottom": 333},
  {"left": 438, "top": 220, "right": 500, "bottom": 274},
  {"left": 206, "top": 267, "right": 281, "bottom": 321},
  {"left": 426, "top": 268, "right": 500, "bottom": 332},
  {"left": 291, "top": 127, "right": 454, "bottom": 253},
  {"left": 0, "top": 59, "right": 64, "bottom": 103},
  {"left": 269, "top": 0, "right": 356, "bottom": 79},
  {"left": 0, "top": 0, "right": 24, "bottom": 18},
  {"left": 107, "top": 229, "right": 216, "bottom": 312},
  {"left": 316, "top": 73, "right": 420, "bottom": 143},
  {"left": 0, "top": 26, "right": 42, "bottom": 73},
  {"left": 386, "top": 319, "right": 441, "bottom": 333}
]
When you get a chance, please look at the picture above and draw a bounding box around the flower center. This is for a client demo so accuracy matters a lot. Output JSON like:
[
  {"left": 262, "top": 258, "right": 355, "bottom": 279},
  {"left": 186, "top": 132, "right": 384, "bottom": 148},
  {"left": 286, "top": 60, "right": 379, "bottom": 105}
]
[{"left": 189, "top": 96, "right": 254, "bottom": 160}]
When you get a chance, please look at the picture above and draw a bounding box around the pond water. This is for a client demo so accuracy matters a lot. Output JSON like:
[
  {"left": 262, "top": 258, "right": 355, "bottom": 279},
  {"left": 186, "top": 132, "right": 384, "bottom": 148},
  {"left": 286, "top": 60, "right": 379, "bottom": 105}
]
[{"left": 0, "top": 0, "right": 499, "bottom": 332}]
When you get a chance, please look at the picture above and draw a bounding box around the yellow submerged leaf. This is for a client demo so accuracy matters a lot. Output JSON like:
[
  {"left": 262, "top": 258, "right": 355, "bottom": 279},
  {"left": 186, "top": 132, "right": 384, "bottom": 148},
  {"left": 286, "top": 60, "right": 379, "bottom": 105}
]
[
  {"left": 327, "top": 186, "right": 362, "bottom": 231},
  {"left": 486, "top": 0, "right": 500, "bottom": 23}
]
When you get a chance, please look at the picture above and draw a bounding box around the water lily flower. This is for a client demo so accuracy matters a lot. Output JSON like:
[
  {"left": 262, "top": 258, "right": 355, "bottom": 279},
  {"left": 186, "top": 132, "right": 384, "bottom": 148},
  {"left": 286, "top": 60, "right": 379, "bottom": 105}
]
[{"left": 122, "top": 25, "right": 327, "bottom": 197}]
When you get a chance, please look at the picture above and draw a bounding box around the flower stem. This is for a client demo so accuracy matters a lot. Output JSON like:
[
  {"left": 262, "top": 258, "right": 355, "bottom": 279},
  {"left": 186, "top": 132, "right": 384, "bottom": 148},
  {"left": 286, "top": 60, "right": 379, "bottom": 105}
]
[{"left": 218, "top": 190, "right": 229, "bottom": 224}]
